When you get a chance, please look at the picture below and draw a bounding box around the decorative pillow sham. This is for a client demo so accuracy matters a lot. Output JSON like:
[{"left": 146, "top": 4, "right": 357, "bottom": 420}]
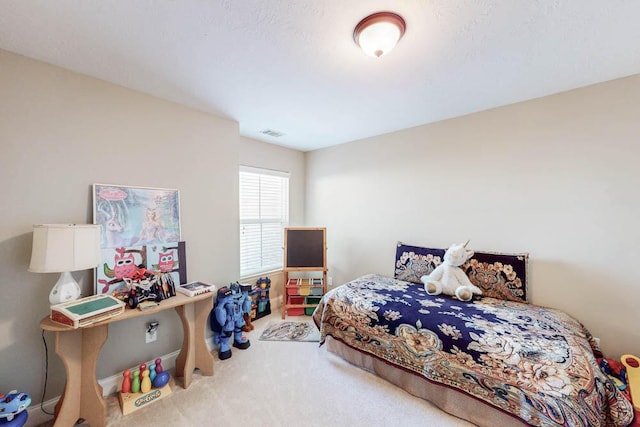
[
  {"left": 394, "top": 242, "right": 445, "bottom": 284},
  {"left": 394, "top": 242, "right": 529, "bottom": 303}
]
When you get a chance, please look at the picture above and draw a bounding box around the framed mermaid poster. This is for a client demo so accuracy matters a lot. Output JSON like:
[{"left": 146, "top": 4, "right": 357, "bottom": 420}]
[{"left": 92, "top": 184, "right": 185, "bottom": 295}]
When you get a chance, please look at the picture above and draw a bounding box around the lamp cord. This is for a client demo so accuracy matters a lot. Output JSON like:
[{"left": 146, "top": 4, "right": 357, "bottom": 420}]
[{"left": 40, "top": 330, "right": 55, "bottom": 416}]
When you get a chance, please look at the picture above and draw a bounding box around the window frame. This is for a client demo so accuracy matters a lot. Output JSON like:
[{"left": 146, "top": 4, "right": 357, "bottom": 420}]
[{"left": 239, "top": 165, "right": 290, "bottom": 278}]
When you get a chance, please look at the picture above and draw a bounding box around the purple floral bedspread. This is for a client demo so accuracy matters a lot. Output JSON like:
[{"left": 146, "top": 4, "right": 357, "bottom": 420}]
[{"left": 313, "top": 274, "right": 634, "bottom": 427}]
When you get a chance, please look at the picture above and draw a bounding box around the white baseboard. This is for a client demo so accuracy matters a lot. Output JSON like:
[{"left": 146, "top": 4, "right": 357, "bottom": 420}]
[
  {"left": 25, "top": 344, "right": 213, "bottom": 427},
  {"left": 25, "top": 397, "right": 58, "bottom": 427},
  {"left": 24, "top": 305, "right": 276, "bottom": 427},
  {"left": 97, "top": 350, "right": 181, "bottom": 396}
]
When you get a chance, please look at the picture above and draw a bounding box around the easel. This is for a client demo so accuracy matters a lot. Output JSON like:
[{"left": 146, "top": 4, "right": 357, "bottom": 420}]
[{"left": 282, "top": 227, "right": 327, "bottom": 319}]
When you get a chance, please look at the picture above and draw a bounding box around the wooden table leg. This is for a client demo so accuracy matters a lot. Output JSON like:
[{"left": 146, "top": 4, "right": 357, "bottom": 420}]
[
  {"left": 52, "top": 324, "right": 107, "bottom": 427},
  {"left": 174, "top": 298, "right": 214, "bottom": 388},
  {"left": 80, "top": 324, "right": 108, "bottom": 427},
  {"left": 53, "top": 330, "right": 82, "bottom": 427},
  {"left": 193, "top": 297, "right": 214, "bottom": 376}
]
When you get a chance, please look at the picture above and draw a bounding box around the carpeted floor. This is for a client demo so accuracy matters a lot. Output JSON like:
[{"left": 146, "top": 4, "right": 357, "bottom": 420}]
[{"left": 36, "top": 314, "right": 473, "bottom": 426}]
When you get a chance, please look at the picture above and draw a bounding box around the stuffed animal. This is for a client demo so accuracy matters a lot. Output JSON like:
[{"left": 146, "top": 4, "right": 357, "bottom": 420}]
[{"left": 420, "top": 241, "right": 483, "bottom": 302}]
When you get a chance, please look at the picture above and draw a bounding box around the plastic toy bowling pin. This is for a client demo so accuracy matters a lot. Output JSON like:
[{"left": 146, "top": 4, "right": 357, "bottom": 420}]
[
  {"left": 141, "top": 369, "right": 152, "bottom": 393},
  {"left": 149, "top": 363, "right": 157, "bottom": 383},
  {"left": 121, "top": 369, "right": 131, "bottom": 393},
  {"left": 131, "top": 370, "right": 141, "bottom": 393},
  {"left": 139, "top": 363, "right": 147, "bottom": 377},
  {"left": 155, "top": 358, "right": 163, "bottom": 373}
]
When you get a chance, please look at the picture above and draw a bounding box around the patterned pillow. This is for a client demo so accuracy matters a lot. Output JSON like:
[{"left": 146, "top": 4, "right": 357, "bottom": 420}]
[
  {"left": 394, "top": 242, "right": 529, "bottom": 303},
  {"left": 394, "top": 243, "right": 444, "bottom": 284}
]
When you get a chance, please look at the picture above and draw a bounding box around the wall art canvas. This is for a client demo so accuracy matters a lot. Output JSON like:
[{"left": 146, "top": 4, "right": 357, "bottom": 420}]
[
  {"left": 93, "top": 184, "right": 185, "bottom": 296},
  {"left": 93, "top": 184, "right": 181, "bottom": 248},
  {"left": 95, "top": 242, "right": 187, "bottom": 296}
]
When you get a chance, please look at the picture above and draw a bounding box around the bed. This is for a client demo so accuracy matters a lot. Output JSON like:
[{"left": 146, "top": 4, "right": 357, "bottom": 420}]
[{"left": 312, "top": 243, "right": 635, "bottom": 427}]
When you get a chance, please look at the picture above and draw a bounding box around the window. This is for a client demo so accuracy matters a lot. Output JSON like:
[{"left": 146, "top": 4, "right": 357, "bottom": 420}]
[{"left": 239, "top": 166, "right": 290, "bottom": 277}]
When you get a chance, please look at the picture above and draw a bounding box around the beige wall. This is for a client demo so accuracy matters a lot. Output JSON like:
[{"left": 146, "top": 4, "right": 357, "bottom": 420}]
[
  {"left": 3, "top": 42, "right": 637, "bottom": 406},
  {"left": 305, "top": 74, "right": 640, "bottom": 359},
  {"left": 0, "top": 49, "right": 305, "bottom": 405}
]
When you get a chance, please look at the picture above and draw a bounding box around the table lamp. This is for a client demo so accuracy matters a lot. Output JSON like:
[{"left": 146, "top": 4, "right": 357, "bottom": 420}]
[{"left": 29, "top": 224, "right": 102, "bottom": 305}]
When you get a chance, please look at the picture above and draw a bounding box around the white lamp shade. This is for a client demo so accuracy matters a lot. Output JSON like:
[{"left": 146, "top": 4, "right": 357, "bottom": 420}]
[{"left": 29, "top": 224, "right": 101, "bottom": 273}]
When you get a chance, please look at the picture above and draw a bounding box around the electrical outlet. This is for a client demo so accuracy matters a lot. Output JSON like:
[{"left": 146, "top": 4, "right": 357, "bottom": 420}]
[
  {"left": 146, "top": 320, "right": 159, "bottom": 343},
  {"left": 328, "top": 276, "right": 333, "bottom": 287},
  {"left": 594, "top": 337, "right": 601, "bottom": 347}
]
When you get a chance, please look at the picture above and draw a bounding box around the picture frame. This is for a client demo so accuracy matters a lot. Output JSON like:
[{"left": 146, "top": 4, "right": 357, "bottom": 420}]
[
  {"left": 92, "top": 184, "right": 185, "bottom": 296},
  {"left": 93, "top": 184, "right": 181, "bottom": 248}
]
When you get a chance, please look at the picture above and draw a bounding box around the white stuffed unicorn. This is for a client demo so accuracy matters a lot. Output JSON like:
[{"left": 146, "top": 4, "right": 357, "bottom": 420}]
[{"left": 420, "top": 241, "right": 483, "bottom": 301}]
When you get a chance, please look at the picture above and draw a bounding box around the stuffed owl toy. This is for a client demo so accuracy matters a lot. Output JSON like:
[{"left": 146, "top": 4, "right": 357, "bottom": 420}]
[{"left": 420, "top": 241, "right": 483, "bottom": 302}]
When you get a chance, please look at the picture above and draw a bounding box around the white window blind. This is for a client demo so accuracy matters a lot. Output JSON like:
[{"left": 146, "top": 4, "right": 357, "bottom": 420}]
[{"left": 239, "top": 166, "right": 290, "bottom": 277}]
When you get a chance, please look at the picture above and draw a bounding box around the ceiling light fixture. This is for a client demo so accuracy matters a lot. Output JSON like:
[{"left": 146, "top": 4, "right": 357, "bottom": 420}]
[{"left": 354, "top": 12, "right": 406, "bottom": 58}]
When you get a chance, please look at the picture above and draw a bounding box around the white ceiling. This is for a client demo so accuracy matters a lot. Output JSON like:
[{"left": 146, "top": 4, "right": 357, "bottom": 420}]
[{"left": 1, "top": 1, "right": 639, "bottom": 152}]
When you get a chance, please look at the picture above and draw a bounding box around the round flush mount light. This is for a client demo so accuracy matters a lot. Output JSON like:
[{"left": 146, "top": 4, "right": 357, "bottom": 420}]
[{"left": 353, "top": 12, "right": 406, "bottom": 58}]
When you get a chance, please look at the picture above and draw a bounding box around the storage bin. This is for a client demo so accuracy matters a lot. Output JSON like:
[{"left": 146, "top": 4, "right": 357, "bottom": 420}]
[
  {"left": 287, "top": 295, "right": 305, "bottom": 316},
  {"left": 310, "top": 287, "right": 323, "bottom": 296},
  {"left": 304, "top": 296, "right": 322, "bottom": 315},
  {"left": 287, "top": 287, "right": 299, "bottom": 296}
]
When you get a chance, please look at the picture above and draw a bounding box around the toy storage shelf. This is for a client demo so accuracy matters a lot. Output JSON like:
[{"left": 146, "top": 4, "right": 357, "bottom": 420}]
[{"left": 281, "top": 227, "right": 327, "bottom": 319}]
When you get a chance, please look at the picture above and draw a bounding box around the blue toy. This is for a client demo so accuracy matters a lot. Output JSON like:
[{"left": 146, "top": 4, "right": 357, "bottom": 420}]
[
  {"left": 210, "top": 284, "right": 251, "bottom": 360},
  {"left": 0, "top": 390, "right": 31, "bottom": 425},
  {"left": 152, "top": 371, "right": 170, "bottom": 389}
]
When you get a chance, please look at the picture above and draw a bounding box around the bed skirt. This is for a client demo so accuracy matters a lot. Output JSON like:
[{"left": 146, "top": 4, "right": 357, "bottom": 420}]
[{"left": 325, "top": 335, "right": 524, "bottom": 427}]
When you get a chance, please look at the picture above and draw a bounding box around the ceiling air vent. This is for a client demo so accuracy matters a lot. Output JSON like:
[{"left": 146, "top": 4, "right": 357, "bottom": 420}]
[{"left": 260, "top": 129, "right": 285, "bottom": 138}]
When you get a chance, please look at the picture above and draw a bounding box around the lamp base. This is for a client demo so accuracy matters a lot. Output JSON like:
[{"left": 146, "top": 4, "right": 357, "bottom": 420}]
[{"left": 50, "top": 271, "right": 82, "bottom": 305}]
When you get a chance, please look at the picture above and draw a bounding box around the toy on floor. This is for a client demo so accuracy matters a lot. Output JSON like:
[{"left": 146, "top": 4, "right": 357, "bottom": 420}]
[
  {"left": 118, "top": 358, "right": 171, "bottom": 415},
  {"left": 0, "top": 390, "right": 31, "bottom": 425},
  {"left": 210, "top": 285, "right": 251, "bottom": 360},
  {"left": 240, "top": 283, "right": 255, "bottom": 332},
  {"left": 621, "top": 354, "right": 640, "bottom": 410},
  {"left": 420, "top": 241, "right": 483, "bottom": 302}
]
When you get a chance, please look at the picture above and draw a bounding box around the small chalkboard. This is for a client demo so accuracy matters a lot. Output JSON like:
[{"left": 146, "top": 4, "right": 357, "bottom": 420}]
[{"left": 284, "top": 228, "right": 326, "bottom": 270}]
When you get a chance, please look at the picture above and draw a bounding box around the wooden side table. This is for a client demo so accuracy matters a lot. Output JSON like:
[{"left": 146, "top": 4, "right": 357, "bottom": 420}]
[{"left": 40, "top": 292, "right": 214, "bottom": 427}]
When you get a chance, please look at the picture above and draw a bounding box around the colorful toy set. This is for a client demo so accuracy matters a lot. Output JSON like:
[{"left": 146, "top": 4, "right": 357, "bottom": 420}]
[
  {"left": 118, "top": 358, "right": 171, "bottom": 415},
  {"left": 599, "top": 353, "right": 640, "bottom": 410},
  {"left": 0, "top": 390, "right": 30, "bottom": 426},
  {"left": 106, "top": 262, "right": 177, "bottom": 310},
  {"left": 621, "top": 354, "right": 640, "bottom": 411},
  {"left": 210, "top": 283, "right": 252, "bottom": 360}
]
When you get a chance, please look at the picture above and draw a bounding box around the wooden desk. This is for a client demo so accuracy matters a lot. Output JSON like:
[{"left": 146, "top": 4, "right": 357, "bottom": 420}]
[{"left": 40, "top": 292, "right": 215, "bottom": 427}]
